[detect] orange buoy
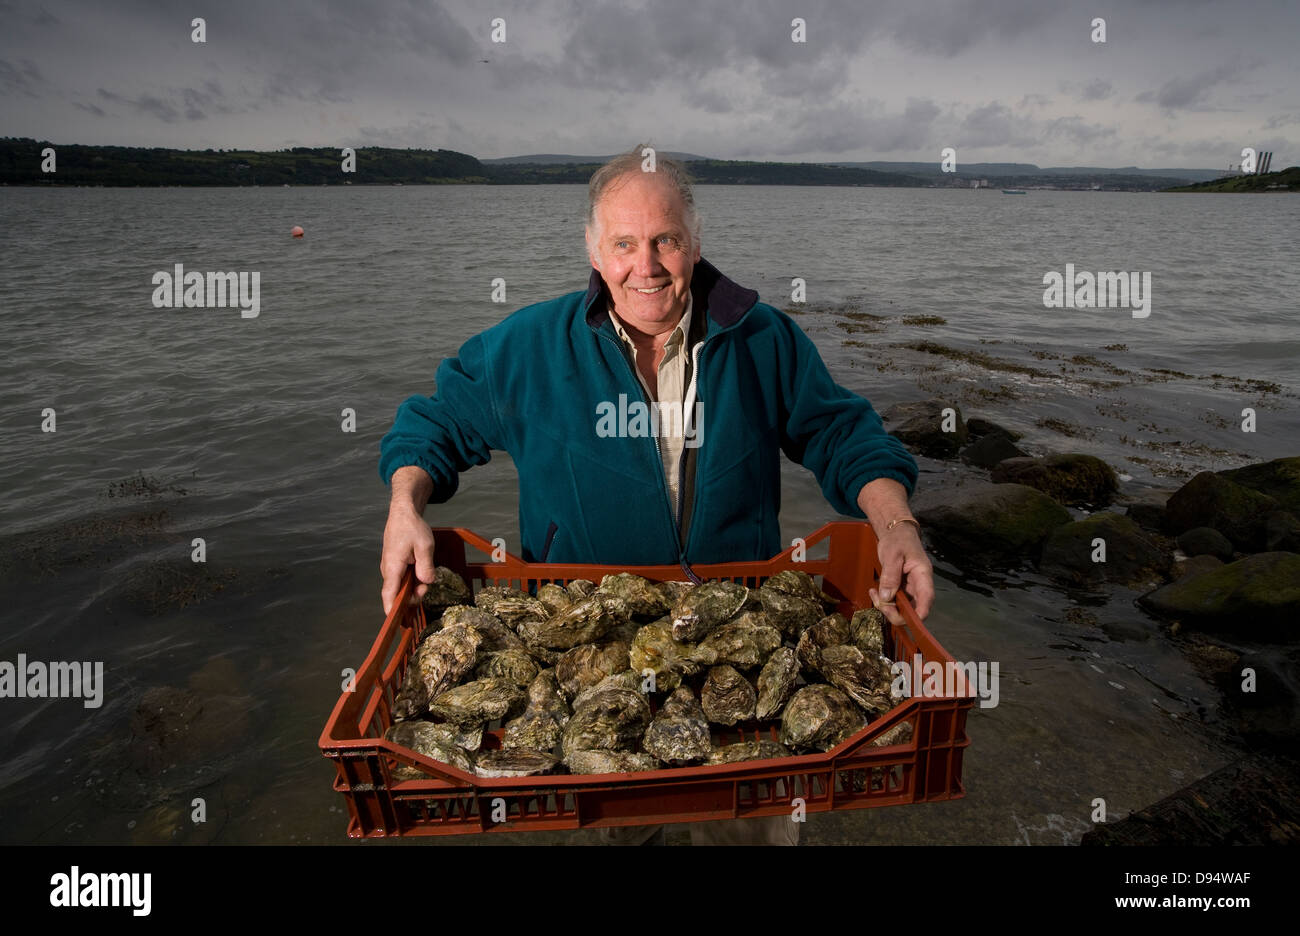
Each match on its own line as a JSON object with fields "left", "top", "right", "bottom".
{"left": 291, "top": 225, "right": 304, "bottom": 238}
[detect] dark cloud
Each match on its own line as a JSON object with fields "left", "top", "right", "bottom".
{"left": 1080, "top": 79, "right": 1112, "bottom": 101}
{"left": 0, "top": 57, "right": 42, "bottom": 96}
{"left": 1137, "top": 60, "right": 1248, "bottom": 111}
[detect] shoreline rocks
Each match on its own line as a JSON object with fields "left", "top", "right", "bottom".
{"left": 990, "top": 453, "right": 1119, "bottom": 507}
{"left": 915, "top": 481, "right": 1071, "bottom": 565}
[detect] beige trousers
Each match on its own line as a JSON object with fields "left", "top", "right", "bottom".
{"left": 597, "top": 815, "right": 800, "bottom": 845}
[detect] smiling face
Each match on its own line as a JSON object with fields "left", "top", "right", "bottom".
{"left": 586, "top": 171, "right": 700, "bottom": 338}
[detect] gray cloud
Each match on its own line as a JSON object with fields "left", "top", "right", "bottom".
{"left": 1137, "top": 60, "right": 1249, "bottom": 111}
{"left": 1080, "top": 79, "right": 1112, "bottom": 101}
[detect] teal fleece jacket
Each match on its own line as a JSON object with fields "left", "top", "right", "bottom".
{"left": 379, "top": 258, "right": 917, "bottom": 570}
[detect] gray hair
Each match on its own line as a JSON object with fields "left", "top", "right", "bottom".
{"left": 586, "top": 143, "right": 701, "bottom": 250}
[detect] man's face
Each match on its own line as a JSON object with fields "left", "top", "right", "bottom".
{"left": 586, "top": 172, "right": 700, "bottom": 337}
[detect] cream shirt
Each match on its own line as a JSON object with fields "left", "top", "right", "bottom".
{"left": 608, "top": 293, "right": 696, "bottom": 521}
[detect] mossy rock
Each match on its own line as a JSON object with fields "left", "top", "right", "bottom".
{"left": 1165, "top": 471, "right": 1278, "bottom": 552}
{"left": 1219, "top": 456, "right": 1300, "bottom": 514}
{"left": 882, "top": 399, "right": 968, "bottom": 459}
{"left": 1040, "top": 512, "right": 1172, "bottom": 587}
{"left": 1139, "top": 551, "right": 1300, "bottom": 636}
{"left": 915, "top": 481, "right": 1071, "bottom": 566}
{"left": 991, "top": 453, "right": 1118, "bottom": 507}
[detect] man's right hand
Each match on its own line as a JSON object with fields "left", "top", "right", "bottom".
{"left": 381, "top": 466, "right": 437, "bottom": 616}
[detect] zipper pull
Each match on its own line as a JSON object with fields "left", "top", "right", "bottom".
{"left": 679, "top": 556, "right": 703, "bottom": 585}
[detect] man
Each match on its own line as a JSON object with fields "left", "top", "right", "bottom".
{"left": 379, "top": 144, "right": 934, "bottom": 844}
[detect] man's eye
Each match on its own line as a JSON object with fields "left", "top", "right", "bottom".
{"left": 615, "top": 241, "right": 630, "bottom": 249}
{"left": 658, "top": 236, "right": 676, "bottom": 246}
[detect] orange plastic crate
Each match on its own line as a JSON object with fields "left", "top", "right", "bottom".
{"left": 319, "top": 522, "right": 973, "bottom": 837}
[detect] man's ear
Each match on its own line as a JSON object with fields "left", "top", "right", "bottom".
{"left": 585, "top": 227, "right": 600, "bottom": 272}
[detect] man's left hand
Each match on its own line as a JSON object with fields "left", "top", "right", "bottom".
{"left": 868, "top": 523, "right": 934, "bottom": 626}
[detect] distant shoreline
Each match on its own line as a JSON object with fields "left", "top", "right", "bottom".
{"left": 1, "top": 138, "right": 1228, "bottom": 193}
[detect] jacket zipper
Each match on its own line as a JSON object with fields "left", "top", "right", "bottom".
{"left": 597, "top": 329, "right": 700, "bottom": 580}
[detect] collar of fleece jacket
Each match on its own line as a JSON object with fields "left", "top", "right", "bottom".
{"left": 582, "top": 256, "right": 759, "bottom": 332}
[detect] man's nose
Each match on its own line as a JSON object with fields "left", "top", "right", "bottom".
{"left": 633, "top": 241, "right": 665, "bottom": 277}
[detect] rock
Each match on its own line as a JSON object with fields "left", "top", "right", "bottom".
{"left": 966, "top": 417, "right": 1022, "bottom": 441}
{"left": 1080, "top": 751, "right": 1300, "bottom": 845}
{"left": 1175, "top": 554, "right": 1223, "bottom": 580}
{"left": 1176, "top": 526, "right": 1234, "bottom": 561}
{"left": 960, "top": 433, "right": 1028, "bottom": 469}
{"left": 914, "top": 481, "right": 1071, "bottom": 566}
{"left": 1265, "top": 511, "right": 1300, "bottom": 552}
{"left": 1164, "top": 472, "right": 1279, "bottom": 552}
{"left": 882, "top": 399, "right": 967, "bottom": 459}
{"left": 1227, "top": 651, "right": 1300, "bottom": 743}
{"left": 990, "top": 454, "right": 1119, "bottom": 507}
{"left": 1039, "top": 513, "right": 1172, "bottom": 587}
{"left": 1138, "top": 552, "right": 1300, "bottom": 637}
{"left": 1219, "top": 456, "right": 1300, "bottom": 513}
{"left": 1123, "top": 494, "right": 1169, "bottom": 533}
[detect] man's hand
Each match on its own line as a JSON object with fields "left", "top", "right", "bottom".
{"left": 857, "top": 478, "right": 935, "bottom": 628}
{"left": 381, "top": 466, "right": 437, "bottom": 616}
{"left": 869, "top": 523, "right": 934, "bottom": 629}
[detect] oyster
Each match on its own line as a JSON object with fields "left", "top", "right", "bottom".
{"left": 474, "top": 748, "right": 560, "bottom": 778}
{"left": 488, "top": 596, "right": 549, "bottom": 630}
{"left": 384, "top": 721, "right": 475, "bottom": 779}
{"left": 420, "top": 566, "right": 473, "bottom": 609}
{"left": 565, "top": 579, "right": 597, "bottom": 599}
{"left": 817, "top": 644, "right": 894, "bottom": 717}
{"left": 519, "top": 594, "right": 628, "bottom": 650}
{"left": 755, "top": 647, "right": 801, "bottom": 720}
{"left": 795, "top": 613, "right": 850, "bottom": 671}
{"left": 871, "top": 720, "right": 914, "bottom": 748}
{"left": 705, "top": 739, "right": 792, "bottom": 765}
{"left": 555, "top": 641, "right": 630, "bottom": 701}
{"left": 598, "top": 573, "right": 671, "bottom": 619}
{"left": 670, "top": 581, "right": 748, "bottom": 642}
{"left": 848, "top": 607, "right": 888, "bottom": 656}
{"left": 503, "top": 670, "right": 569, "bottom": 751}
{"left": 428, "top": 677, "right": 526, "bottom": 727}
{"left": 628, "top": 619, "right": 701, "bottom": 693}
{"left": 700, "top": 665, "right": 757, "bottom": 726}
{"left": 441, "top": 605, "right": 527, "bottom": 653}
{"left": 473, "top": 649, "right": 539, "bottom": 687}
{"left": 655, "top": 580, "right": 694, "bottom": 605}
{"left": 570, "top": 669, "right": 643, "bottom": 711}
{"left": 473, "top": 585, "right": 530, "bottom": 615}
{"left": 642, "top": 686, "right": 711, "bottom": 764}
{"left": 408, "top": 623, "right": 483, "bottom": 713}
{"left": 692, "top": 611, "right": 782, "bottom": 669}
{"left": 779, "top": 685, "right": 866, "bottom": 751}
{"left": 760, "top": 588, "right": 826, "bottom": 638}
{"left": 564, "top": 749, "right": 661, "bottom": 775}
{"left": 536, "top": 583, "right": 573, "bottom": 616}
{"left": 562, "top": 680, "right": 651, "bottom": 753}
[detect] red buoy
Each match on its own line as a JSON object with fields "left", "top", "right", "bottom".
{"left": 291, "top": 225, "right": 304, "bottom": 238}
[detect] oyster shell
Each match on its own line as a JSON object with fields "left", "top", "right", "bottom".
{"left": 502, "top": 670, "right": 570, "bottom": 751}
{"left": 473, "top": 649, "right": 540, "bottom": 687}
{"left": 755, "top": 647, "right": 801, "bottom": 720}
{"left": 428, "top": 676, "right": 526, "bottom": 727}
{"left": 795, "top": 613, "right": 850, "bottom": 671}
{"left": 555, "top": 641, "right": 630, "bottom": 701}
{"left": 420, "top": 566, "right": 473, "bottom": 609}
{"left": 692, "top": 611, "right": 782, "bottom": 669}
{"left": 760, "top": 588, "right": 826, "bottom": 638}
{"left": 761, "top": 569, "right": 822, "bottom": 601}
{"left": 562, "top": 680, "right": 651, "bottom": 752}
{"left": 628, "top": 619, "right": 701, "bottom": 693}
{"left": 524, "top": 670, "right": 571, "bottom": 724}
{"left": 705, "top": 739, "right": 791, "bottom": 765}
{"left": 384, "top": 720, "right": 475, "bottom": 778}
{"left": 406, "top": 623, "right": 483, "bottom": 715}
{"left": 700, "top": 665, "right": 757, "bottom": 726}
{"left": 642, "top": 686, "right": 711, "bottom": 764}
{"left": 817, "top": 644, "right": 893, "bottom": 717}
{"left": 848, "top": 607, "right": 887, "bottom": 656}
{"left": 598, "top": 573, "right": 671, "bottom": 619}
{"left": 519, "top": 594, "right": 628, "bottom": 650}
{"left": 871, "top": 720, "right": 914, "bottom": 748}
{"left": 488, "top": 596, "right": 549, "bottom": 630}
{"left": 670, "top": 581, "right": 748, "bottom": 642}
{"left": 474, "top": 748, "right": 560, "bottom": 778}
{"left": 440, "top": 605, "right": 527, "bottom": 652}
{"left": 536, "top": 583, "right": 573, "bottom": 615}
{"left": 779, "top": 685, "right": 866, "bottom": 751}
{"left": 473, "top": 585, "right": 530, "bottom": 615}
{"left": 564, "top": 749, "right": 661, "bottom": 775}
{"left": 656, "top": 580, "right": 694, "bottom": 605}
{"left": 565, "top": 579, "right": 597, "bottom": 599}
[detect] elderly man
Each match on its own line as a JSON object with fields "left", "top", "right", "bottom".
{"left": 379, "top": 144, "right": 933, "bottom": 845}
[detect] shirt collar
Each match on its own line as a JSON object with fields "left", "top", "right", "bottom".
{"left": 609, "top": 292, "right": 693, "bottom": 350}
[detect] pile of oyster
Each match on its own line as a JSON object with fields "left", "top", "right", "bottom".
{"left": 383, "top": 568, "right": 912, "bottom": 780}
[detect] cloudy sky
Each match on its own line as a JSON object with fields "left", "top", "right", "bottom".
{"left": 2, "top": 0, "right": 1296, "bottom": 169}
